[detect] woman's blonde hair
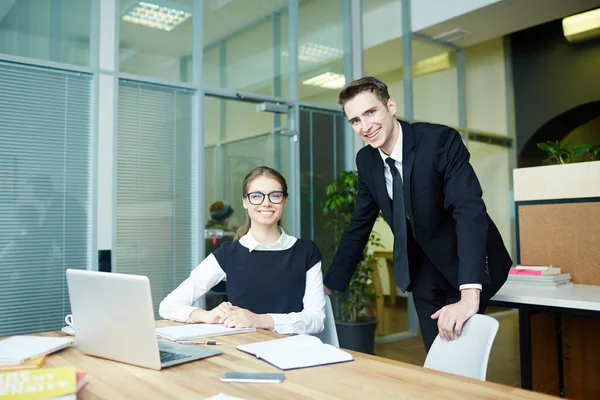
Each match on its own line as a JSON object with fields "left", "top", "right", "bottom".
{"left": 234, "top": 166, "right": 288, "bottom": 241}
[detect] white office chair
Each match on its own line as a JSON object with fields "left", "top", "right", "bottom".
{"left": 314, "top": 296, "right": 339, "bottom": 347}
{"left": 423, "top": 314, "right": 499, "bottom": 381}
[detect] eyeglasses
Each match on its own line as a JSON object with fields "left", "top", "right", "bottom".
{"left": 243, "top": 191, "right": 288, "bottom": 205}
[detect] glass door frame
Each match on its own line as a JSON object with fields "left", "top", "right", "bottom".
{"left": 202, "top": 88, "right": 299, "bottom": 238}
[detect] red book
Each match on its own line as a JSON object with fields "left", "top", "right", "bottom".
{"left": 509, "top": 267, "right": 560, "bottom": 276}
{"left": 77, "top": 371, "right": 88, "bottom": 393}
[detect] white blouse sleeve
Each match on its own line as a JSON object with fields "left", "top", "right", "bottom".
{"left": 267, "top": 261, "right": 326, "bottom": 335}
{"left": 158, "top": 253, "right": 226, "bottom": 323}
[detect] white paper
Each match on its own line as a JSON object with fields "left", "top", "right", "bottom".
{"left": 237, "top": 335, "right": 353, "bottom": 370}
{"left": 0, "top": 336, "right": 74, "bottom": 364}
{"left": 205, "top": 393, "right": 246, "bottom": 400}
{"left": 155, "top": 323, "right": 255, "bottom": 341}
{"left": 259, "top": 344, "right": 353, "bottom": 370}
{"left": 237, "top": 334, "right": 322, "bottom": 357}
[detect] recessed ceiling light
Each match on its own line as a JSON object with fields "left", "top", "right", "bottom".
{"left": 122, "top": 1, "right": 191, "bottom": 32}
{"left": 302, "top": 72, "right": 346, "bottom": 89}
{"left": 283, "top": 43, "right": 344, "bottom": 63}
{"left": 432, "top": 28, "right": 471, "bottom": 43}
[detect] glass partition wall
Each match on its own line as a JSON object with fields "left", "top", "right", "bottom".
{"left": 0, "top": 0, "right": 515, "bottom": 347}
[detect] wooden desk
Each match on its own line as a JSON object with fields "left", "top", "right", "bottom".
{"left": 491, "top": 284, "right": 600, "bottom": 397}
{"left": 492, "top": 284, "right": 600, "bottom": 312}
{"left": 32, "top": 321, "right": 556, "bottom": 399}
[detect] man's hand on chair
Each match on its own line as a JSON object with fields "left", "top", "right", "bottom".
{"left": 430, "top": 288, "right": 480, "bottom": 340}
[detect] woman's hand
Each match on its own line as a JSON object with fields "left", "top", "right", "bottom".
{"left": 221, "top": 306, "right": 274, "bottom": 330}
{"left": 190, "top": 301, "right": 232, "bottom": 324}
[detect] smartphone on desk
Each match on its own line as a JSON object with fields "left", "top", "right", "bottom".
{"left": 220, "top": 372, "right": 285, "bottom": 383}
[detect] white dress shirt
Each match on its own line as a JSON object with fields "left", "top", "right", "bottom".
{"left": 378, "top": 122, "right": 482, "bottom": 292}
{"left": 158, "top": 228, "right": 326, "bottom": 335}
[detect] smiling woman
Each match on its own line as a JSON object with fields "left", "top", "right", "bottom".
{"left": 234, "top": 166, "right": 288, "bottom": 240}
{"left": 159, "top": 166, "right": 327, "bottom": 335}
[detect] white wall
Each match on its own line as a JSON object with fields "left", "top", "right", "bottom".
{"left": 465, "top": 38, "right": 509, "bottom": 134}
{"left": 363, "top": 37, "right": 509, "bottom": 132}
{"left": 468, "top": 141, "right": 512, "bottom": 253}
{"left": 362, "top": 0, "right": 403, "bottom": 49}
{"left": 411, "top": 0, "right": 502, "bottom": 31}
{"left": 414, "top": 67, "right": 459, "bottom": 126}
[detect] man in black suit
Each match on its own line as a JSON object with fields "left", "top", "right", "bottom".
{"left": 324, "top": 77, "right": 512, "bottom": 352}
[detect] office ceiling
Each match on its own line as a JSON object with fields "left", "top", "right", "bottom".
{"left": 2, "top": 0, "right": 599, "bottom": 57}
{"left": 417, "top": 0, "right": 600, "bottom": 47}
{"left": 1, "top": 0, "right": 599, "bottom": 96}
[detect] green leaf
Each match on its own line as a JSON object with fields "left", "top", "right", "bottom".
{"left": 537, "top": 142, "right": 554, "bottom": 152}
{"left": 573, "top": 142, "right": 590, "bottom": 156}
{"left": 560, "top": 140, "right": 572, "bottom": 151}
{"left": 589, "top": 145, "right": 600, "bottom": 161}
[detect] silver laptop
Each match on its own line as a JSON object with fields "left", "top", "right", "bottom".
{"left": 66, "top": 269, "right": 222, "bottom": 370}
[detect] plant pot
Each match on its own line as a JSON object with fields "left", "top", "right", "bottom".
{"left": 335, "top": 316, "right": 378, "bottom": 355}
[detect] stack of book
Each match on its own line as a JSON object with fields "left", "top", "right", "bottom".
{"left": 506, "top": 265, "right": 572, "bottom": 288}
{"left": 0, "top": 366, "right": 87, "bottom": 399}
{"left": 0, "top": 336, "right": 87, "bottom": 399}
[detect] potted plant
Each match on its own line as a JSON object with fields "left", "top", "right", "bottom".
{"left": 322, "top": 170, "right": 382, "bottom": 354}
{"left": 537, "top": 140, "right": 600, "bottom": 164}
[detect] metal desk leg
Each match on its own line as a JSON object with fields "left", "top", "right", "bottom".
{"left": 519, "top": 308, "right": 533, "bottom": 390}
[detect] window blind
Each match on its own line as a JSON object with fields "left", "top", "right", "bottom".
{"left": 0, "top": 61, "right": 92, "bottom": 336}
{"left": 116, "top": 80, "right": 196, "bottom": 316}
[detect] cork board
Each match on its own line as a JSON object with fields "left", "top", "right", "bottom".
{"left": 518, "top": 201, "right": 600, "bottom": 285}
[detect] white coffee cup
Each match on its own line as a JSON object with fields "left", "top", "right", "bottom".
{"left": 64, "top": 314, "right": 74, "bottom": 327}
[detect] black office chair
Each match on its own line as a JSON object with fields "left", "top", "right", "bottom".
{"left": 204, "top": 229, "right": 234, "bottom": 309}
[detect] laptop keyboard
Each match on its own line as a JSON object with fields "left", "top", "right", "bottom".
{"left": 159, "top": 350, "right": 191, "bottom": 364}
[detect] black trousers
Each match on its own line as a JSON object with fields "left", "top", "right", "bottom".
{"left": 406, "top": 228, "right": 490, "bottom": 353}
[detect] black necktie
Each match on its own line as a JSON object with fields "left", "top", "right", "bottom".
{"left": 385, "top": 157, "right": 410, "bottom": 292}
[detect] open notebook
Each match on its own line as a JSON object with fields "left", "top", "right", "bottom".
{"left": 237, "top": 335, "right": 353, "bottom": 370}
{"left": 156, "top": 324, "right": 255, "bottom": 341}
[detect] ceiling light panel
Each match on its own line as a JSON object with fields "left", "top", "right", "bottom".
{"left": 283, "top": 43, "right": 344, "bottom": 63}
{"left": 563, "top": 8, "right": 600, "bottom": 43}
{"left": 122, "top": 1, "right": 192, "bottom": 32}
{"left": 298, "top": 43, "right": 344, "bottom": 63}
{"left": 302, "top": 72, "right": 346, "bottom": 89}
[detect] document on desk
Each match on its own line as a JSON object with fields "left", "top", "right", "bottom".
{"left": 237, "top": 334, "right": 353, "bottom": 370}
{"left": 205, "top": 393, "right": 247, "bottom": 400}
{"left": 0, "top": 336, "right": 74, "bottom": 365}
{"left": 156, "top": 324, "right": 255, "bottom": 341}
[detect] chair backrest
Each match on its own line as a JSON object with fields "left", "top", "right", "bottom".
{"left": 204, "top": 230, "right": 234, "bottom": 256}
{"left": 423, "top": 314, "right": 499, "bottom": 381}
{"left": 314, "top": 296, "right": 339, "bottom": 347}
{"left": 204, "top": 230, "right": 234, "bottom": 296}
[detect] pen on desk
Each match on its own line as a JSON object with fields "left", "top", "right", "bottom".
{"left": 176, "top": 340, "right": 221, "bottom": 345}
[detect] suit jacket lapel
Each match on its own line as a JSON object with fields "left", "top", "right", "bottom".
{"left": 400, "top": 120, "right": 415, "bottom": 223}
{"left": 371, "top": 150, "right": 393, "bottom": 224}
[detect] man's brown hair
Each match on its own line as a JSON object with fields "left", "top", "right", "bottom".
{"left": 338, "top": 76, "right": 391, "bottom": 110}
